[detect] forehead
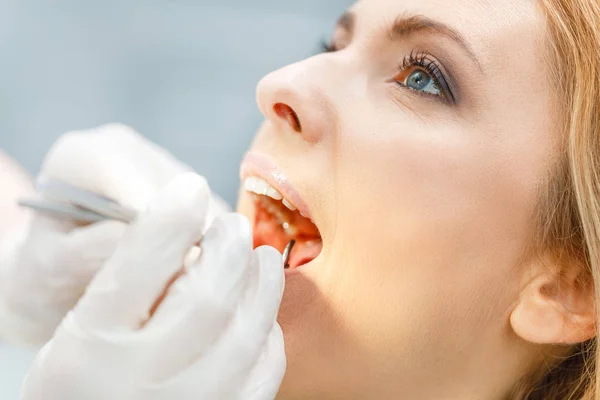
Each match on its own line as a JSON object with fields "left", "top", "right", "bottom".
{"left": 349, "top": 0, "right": 545, "bottom": 69}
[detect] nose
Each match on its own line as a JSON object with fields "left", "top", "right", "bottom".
{"left": 256, "top": 58, "right": 334, "bottom": 144}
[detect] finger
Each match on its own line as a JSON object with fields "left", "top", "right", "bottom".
{"left": 241, "top": 245, "right": 285, "bottom": 337}
{"left": 40, "top": 124, "right": 191, "bottom": 211}
{"left": 41, "top": 220, "right": 127, "bottom": 313}
{"left": 142, "top": 325, "right": 285, "bottom": 400}
{"left": 149, "top": 213, "right": 254, "bottom": 327}
{"left": 204, "top": 192, "right": 232, "bottom": 231}
{"left": 240, "top": 246, "right": 285, "bottom": 313}
{"left": 179, "top": 245, "right": 284, "bottom": 385}
{"left": 244, "top": 323, "right": 287, "bottom": 400}
{"left": 144, "top": 214, "right": 254, "bottom": 380}
{"left": 74, "top": 172, "right": 209, "bottom": 331}
{"left": 58, "top": 220, "right": 127, "bottom": 280}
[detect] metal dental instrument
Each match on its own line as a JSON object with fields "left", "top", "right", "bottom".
{"left": 19, "top": 178, "right": 298, "bottom": 267}
{"left": 18, "top": 177, "right": 137, "bottom": 224}
{"left": 282, "top": 239, "right": 296, "bottom": 269}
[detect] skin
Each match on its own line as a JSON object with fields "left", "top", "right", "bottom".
{"left": 237, "top": 0, "right": 594, "bottom": 398}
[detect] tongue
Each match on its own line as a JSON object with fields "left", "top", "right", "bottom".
{"left": 287, "top": 238, "right": 322, "bottom": 269}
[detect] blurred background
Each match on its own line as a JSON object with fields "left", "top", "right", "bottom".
{"left": 0, "top": 0, "right": 351, "bottom": 397}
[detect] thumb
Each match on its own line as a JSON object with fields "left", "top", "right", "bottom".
{"left": 244, "top": 323, "right": 287, "bottom": 400}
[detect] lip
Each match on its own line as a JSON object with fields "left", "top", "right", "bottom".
{"left": 240, "top": 151, "right": 312, "bottom": 220}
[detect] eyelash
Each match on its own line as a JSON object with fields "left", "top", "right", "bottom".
{"left": 320, "top": 40, "right": 456, "bottom": 104}
{"left": 398, "top": 50, "right": 455, "bottom": 103}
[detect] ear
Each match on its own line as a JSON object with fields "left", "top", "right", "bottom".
{"left": 510, "top": 258, "right": 596, "bottom": 345}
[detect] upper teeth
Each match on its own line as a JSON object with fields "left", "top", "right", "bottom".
{"left": 282, "top": 198, "right": 296, "bottom": 211}
{"left": 244, "top": 177, "right": 297, "bottom": 211}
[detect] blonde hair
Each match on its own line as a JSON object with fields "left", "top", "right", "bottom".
{"left": 513, "top": 0, "right": 600, "bottom": 398}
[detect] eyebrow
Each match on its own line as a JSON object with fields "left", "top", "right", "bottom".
{"left": 336, "top": 11, "right": 483, "bottom": 71}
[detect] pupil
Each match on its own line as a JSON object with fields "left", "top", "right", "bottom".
{"left": 407, "top": 70, "right": 430, "bottom": 90}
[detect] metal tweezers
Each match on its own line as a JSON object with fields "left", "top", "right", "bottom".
{"left": 18, "top": 178, "right": 296, "bottom": 267}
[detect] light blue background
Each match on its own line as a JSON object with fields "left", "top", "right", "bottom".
{"left": 0, "top": 1, "right": 351, "bottom": 398}
{"left": 0, "top": 0, "right": 350, "bottom": 205}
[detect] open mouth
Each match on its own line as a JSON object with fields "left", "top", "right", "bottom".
{"left": 243, "top": 176, "right": 322, "bottom": 270}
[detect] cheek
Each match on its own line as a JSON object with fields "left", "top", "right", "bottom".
{"left": 322, "top": 115, "right": 538, "bottom": 357}
{"left": 333, "top": 113, "right": 540, "bottom": 267}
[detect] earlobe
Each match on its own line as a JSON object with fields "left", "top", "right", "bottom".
{"left": 510, "top": 274, "right": 596, "bottom": 345}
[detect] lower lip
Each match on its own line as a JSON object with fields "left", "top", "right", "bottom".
{"left": 284, "top": 259, "right": 313, "bottom": 276}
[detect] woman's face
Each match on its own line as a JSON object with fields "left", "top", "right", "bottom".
{"left": 237, "top": 0, "right": 558, "bottom": 398}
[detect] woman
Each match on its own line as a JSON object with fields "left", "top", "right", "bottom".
{"left": 14, "top": 0, "right": 600, "bottom": 398}
{"left": 239, "top": 0, "right": 600, "bottom": 397}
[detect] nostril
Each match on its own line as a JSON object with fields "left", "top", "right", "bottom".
{"left": 273, "top": 103, "right": 302, "bottom": 133}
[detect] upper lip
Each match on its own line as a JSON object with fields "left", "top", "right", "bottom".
{"left": 240, "top": 151, "right": 312, "bottom": 220}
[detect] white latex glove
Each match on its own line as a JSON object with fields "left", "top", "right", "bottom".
{"left": 20, "top": 173, "right": 286, "bottom": 400}
{"left": 0, "top": 124, "right": 230, "bottom": 347}
{"left": 0, "top": 150, "right": 33, "bottom": 243}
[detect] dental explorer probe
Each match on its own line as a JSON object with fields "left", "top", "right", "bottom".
{"left": 282, "top": 240, "right": 296, "bottom": 269}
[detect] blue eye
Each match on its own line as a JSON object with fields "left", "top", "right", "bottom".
{"left": 395, "top": 51, "right": 455, "bottom": 103}
{"left": 404, "top": 69, "right": 441, "bottom": 96}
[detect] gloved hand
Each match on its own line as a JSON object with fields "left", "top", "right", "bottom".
{"left": 20, "top": 173, "right": 286, "bottom": 400}
{"left": 0, "top": 124, "right": 230, "bottom": 347}
{"left": 0, "top": 150, "right": 33, "bottom": 243}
